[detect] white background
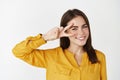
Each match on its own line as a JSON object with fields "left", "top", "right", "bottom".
{"left": 0, "top": 0, "right": 120, "bottom": 80}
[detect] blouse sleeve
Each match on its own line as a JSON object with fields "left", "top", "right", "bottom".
{"left": 100, "top": 53, "right": 107, "bottom": 80}
{"left": 12, "top": 34, "right": 53, "bottom": 68}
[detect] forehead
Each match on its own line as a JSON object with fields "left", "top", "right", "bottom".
{"left": 67, "top": 16, "right": 86, "bottom": 26}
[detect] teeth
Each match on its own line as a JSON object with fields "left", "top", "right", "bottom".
{"left": 79, "top": 38, "right": 84, "bottom": 40}
{"left": 75, "top": 36, "right": 86, "bottom": 40}
{"left": 77, "top": 37, "right": 85, "bottom": 40}
{"left": 79, "top": 37, "right": 84, "bottom": 39}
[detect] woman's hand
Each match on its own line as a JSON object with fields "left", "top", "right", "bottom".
{"left": 42, "top": 24, "right": 74, "bottom": 41}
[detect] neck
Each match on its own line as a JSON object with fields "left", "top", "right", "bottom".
{"left": 67, "top": 45, "right": 84, "bottom": 55}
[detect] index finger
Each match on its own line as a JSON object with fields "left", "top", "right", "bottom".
{"left": 63, "top": 23, "right": 74, "bottom": 32}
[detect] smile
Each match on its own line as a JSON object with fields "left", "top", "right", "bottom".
{"left": 75, "top": 36, "right": 86, "bottom": 41}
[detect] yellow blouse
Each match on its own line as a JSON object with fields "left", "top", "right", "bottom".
{"left": 12, "top": 34, "right": 107, "bottom": 80}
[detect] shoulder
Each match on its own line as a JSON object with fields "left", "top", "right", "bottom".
{"left": 45, "top": 46, "right": 62, "bottom": 51}
{"left": 95, "top": 49, "right": 106, "bottom": 61}
{"left": 43, "top": 46, "right": 63, "bottom": 53}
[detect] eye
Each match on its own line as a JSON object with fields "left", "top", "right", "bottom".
{"left": 72, "top": 27, "right": 77, "bottom": 30}
{"left": 82, "top": 24, "right": 88, "bottom": 29}
{"left": 71, "top": 26, "right": 78, "bottom": 30}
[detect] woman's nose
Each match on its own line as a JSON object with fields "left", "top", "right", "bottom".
{"left": 76, "top": 29, "right": 84, "bottom": 35}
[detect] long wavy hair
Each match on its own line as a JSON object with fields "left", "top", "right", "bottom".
{"left": 60, "top": 9, "right": 99, "bottom": 63}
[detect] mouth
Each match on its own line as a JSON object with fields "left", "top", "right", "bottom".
{"left": 75, "top": 36, "right": 86, "bottom": 41}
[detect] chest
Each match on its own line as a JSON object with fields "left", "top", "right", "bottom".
{"left": 47, "top": 60, "right": 101, "bottom": 80}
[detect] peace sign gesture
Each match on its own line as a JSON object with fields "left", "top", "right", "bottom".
{"left": 42, "top": 23, "right": 74, "bottom": 41}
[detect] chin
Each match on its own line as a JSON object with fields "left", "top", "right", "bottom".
{"left": 77, "top": 43, "right": 86, "bottom": 47}
{"left": 75, "top": 41, "right": 86, "bottom": 46}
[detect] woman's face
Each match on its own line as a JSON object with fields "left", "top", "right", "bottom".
{"left": 67, "top": 16, "right": 89, "bottom": 47}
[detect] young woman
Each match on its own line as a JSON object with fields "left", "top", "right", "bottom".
{"left": 12, "top": 9, "right": 107, "bottom": 80}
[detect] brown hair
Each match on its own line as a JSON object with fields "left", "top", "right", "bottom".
{"left": 60, "top": 9, "right": 99, "bottom": 63}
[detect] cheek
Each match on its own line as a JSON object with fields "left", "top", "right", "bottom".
{"left": 84, "top": 29, "right": 89, "bottom": 35}
{"left": 67, "top": 30, "right": 78, "bottom": 37}
{"left": 85, "top": 31, "right": 89, "bottom": 40}
{"left": 71, "top": 30, "right": 79, "bottom": 35}
{"left": 86, "top": 31, "right": 89, "bottom": 36}
{"left": 67, "top": 30, "right": 76, "bottom": 34}
{"left": 70, "top": 34, "right": 78, "bottom": 40}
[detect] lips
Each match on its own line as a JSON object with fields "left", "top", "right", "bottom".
{"left": 75, "top": 36, "right": 86, "bottom": 41}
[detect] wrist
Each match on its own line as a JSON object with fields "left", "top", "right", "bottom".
{"left": 42, "top": 34, "right": 48, "bottom": 41}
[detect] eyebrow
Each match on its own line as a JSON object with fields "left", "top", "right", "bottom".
{"left": 82, "top": 24, "right": 88, "bottom": 26}
{"left": 70, "top": 26, "right": 78, "bottom": 29}
{"left": 70, "top": 24, "right": 87, "bottom": 29}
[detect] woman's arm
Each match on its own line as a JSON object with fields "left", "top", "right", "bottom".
{"left": 12, "top": 34, "right": 49, "bottom": 68}
{"left": 12, "top": 24, "right": 74, "bottom": 68}
{"left": 100, "top": 53, "right": 107, "bottom": 80}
